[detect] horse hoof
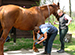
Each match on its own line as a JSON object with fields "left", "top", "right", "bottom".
{"left": 33, "top": 48, "right": 39, "bottom": 52}
{"left": 33, "top": 49, "right": 39, "bottom": 52}
{"left": 36, "top": 51, "right": 39, "bottom": 52}
{"left": 33, "top": 42, "right": 39, "bottom": 52}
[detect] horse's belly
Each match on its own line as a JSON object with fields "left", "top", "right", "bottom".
{"left": 14, "top": 24, "right": 35, "bottom": 31}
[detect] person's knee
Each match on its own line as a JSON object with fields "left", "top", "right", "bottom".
{"left": 60, "top": 38, "right": 63, "bottom": 42}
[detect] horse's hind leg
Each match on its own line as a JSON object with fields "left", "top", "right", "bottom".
{"left": 0, "top": 29, "right": 3, "bottom": 55}
{"left": 0, "top": 23, "right": 2, "bottom": 38}
{"left": 0, "top": 38, "right": 4, "bottom": 55}
{"left": 0, "top": 28, "right": 11, "bottom": 55}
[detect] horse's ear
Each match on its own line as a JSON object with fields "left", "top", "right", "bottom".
{"left": 57, "top": 2, "right": 60, "bottom": 9}
{"left": 53, "top": 2, "right": 56, "bottom": 5}
{"left": 57, "top": 2, "right": 60, "bottom": 6}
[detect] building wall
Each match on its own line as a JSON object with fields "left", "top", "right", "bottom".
{"left": 0, "top": 0, "right": 2, "bottom": 5}
{"left": 2, "top": 0, "right": 39, "bottom": 8}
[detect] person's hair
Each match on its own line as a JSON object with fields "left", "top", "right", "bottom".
{"left": 57, "top": 9, "right": 66, "bottom": 14}
{"left": 34, "top": 27, "right": 40, "bottom": 34}
{"left": 57, "top": 9, "right": 63, "bottom": 13}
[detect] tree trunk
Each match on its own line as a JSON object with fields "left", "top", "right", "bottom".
{"left": 69, "top": 0, "right": 71, "bottom": 17}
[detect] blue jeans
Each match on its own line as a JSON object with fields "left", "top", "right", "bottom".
{"left": 45, "top": 30, "right": 58, "bottom": 54}
{"left": 6, "top": 36, "right": 10, "bottom": 42}
{"left": 59, "top": 28, "right": 68, "bottom": 50}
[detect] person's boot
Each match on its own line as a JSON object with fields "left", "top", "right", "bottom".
{"left": 47, "top": 53, "right": 51, "bottom": 55}
{"left": 41, "top": 51, "right": 47, "bottom": 54}
{"left": 57, "top": 49, "right": 64, "bottom": 53}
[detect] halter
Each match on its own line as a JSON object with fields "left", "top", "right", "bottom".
{"left": 38, "top": 5, "right": 50, "bottom": 24}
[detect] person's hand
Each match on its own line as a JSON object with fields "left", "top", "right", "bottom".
{"left": 66, "top": 23, "right": 68, "bottom": 26}
{"left": 53, "top": 21, "right": 56, "bottom": 24}
{"left": 35, "top": 42, "right": 38, "bottom": 45}
{"left": 35, "top": 41, "right": 40, "bottom": 45}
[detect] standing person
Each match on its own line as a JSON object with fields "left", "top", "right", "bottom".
{"left": 54, "top": 9, "right": 72, "bottom": 53}
{"left": 34, "top": 23, "right": 58, "bottom": 55}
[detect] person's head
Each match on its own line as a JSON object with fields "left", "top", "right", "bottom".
{"left": 57, "top": 9, "right": 64, "bottom": 16}
{"left": 34, "top": 27, "right": 40, "bottom": 34}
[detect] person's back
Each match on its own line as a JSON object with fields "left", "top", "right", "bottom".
{"left": 39, "top": 23, "right": 57, "bottom": 34}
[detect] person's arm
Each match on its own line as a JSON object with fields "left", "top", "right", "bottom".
{"left": 37, "top": 32, "right": 47, "bottom": 44}
{"left": 65, "top": 14, "right": 72, "bottom": 26}
{"left": 66, "top": 20, "right": 72, "bottom": 26}
{"left": 54, "top": 21, "right": 59, "bottom": 25}
{"left": 38, "top": 34, "right": 44, "bottom": 40}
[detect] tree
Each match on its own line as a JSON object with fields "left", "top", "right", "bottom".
{"left": 69, "top": 0, "right": 71, "bottom": 17}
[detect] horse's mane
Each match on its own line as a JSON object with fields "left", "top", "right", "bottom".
{"left": 39, "top": 4, "right": 56, "bottom": 8}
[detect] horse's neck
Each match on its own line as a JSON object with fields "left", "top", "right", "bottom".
{"left": 40, "top": 6, "right": 51, "bottom": 19}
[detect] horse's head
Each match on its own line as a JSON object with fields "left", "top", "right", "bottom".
{"left": 39, "top": 2, "right": 60, "bottom": 21}
{"left": 50, "top": 2, "right": 60, "bottom": 21}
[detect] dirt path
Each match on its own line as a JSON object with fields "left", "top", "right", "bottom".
{"left": 4, "top": 47, "right": 70, "bottom": 55}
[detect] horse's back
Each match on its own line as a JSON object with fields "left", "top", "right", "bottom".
{"left": 0, "top": 5, "right": 22, "bottom": 28}
{"left": 0, "top": 5, "right": 45, "bottom": 31}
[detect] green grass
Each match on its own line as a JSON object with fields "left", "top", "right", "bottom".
{"left": 69, "top": 21, "right": 75, "bottom": 31}
{"left": 4, "top": 38, "right": 43, "bottom": 52}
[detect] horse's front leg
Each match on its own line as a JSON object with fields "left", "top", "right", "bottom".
{"left": 33, "top": 31, "right": 39, "bottom": 52}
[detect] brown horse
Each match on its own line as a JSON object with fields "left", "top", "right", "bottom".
{"left": 0, "top": 2, "right": 60, "bottom": 55}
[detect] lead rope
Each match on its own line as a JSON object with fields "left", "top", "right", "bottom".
{"left": 47, "top": 5, "right": 50, "bottom": 24}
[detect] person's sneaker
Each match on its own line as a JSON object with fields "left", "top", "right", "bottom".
{"left": 57, "top": 49, "right": 64, "bottom": 53}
